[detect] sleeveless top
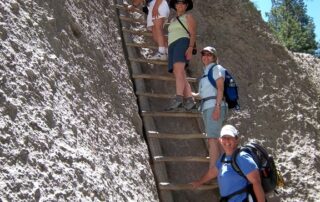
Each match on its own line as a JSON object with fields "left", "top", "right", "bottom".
{"left": 168, "top": 14, "right": 189, "bottom": 45}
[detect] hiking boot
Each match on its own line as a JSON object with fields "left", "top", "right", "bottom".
{"left": 165, "top": 96, "right": 183, "bottom": 111}
{"left": 183, "top": 98, "right": 196, "bottom": 111}
{"left": 149, "top": 52, "right": 167, "bottom": 60}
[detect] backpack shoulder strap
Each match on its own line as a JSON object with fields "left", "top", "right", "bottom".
{"left": 219, "top": 149, "right": 252, "bottom": 201}
{"left": 224, "top": 69, "right": 231, "bottom": 79}
{"left": 231, "top": 147, "right": 247, "bottom": 179}
{"left": 247, "top": 143, "right": 269, "bottom": 160}
{"left": 220, "top": 153, "right": 226, "bottom": 162}
{"left": 220, "top": 153, "right": 231, "bottom": 163}
{"left": 207, "top": 64, "right": 218, "bottom": 89}
{"left": 176, "top": 16, "right": 190, "bottom": 36}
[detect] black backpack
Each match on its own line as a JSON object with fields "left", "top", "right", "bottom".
{"left": 231, "top": 143, "right": 284, "bottom": 192}
{"left": 207, "top": 64, "right": 240, "bottom": 110}
{"left": 220, "top": 143, "right": 284, "bottom": 201}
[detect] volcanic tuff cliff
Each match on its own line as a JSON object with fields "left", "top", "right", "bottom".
{"left": 0, "top": 0, "right": 319, "bottom": 202}
{"left": 0, "top": 0, "right": 158, "bottom": 201}
{"left": 191, "top": 1, "right": 320, "bottom": 201}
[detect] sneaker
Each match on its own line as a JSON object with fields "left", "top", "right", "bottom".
{"left": 165, "top": 97, "right": 183, "bottom": 111}
{"left": 149, "top": 52, "right": 167, "bottom": 60}
{"left": 184, "top": 99, "right": 196, "bottom": 111}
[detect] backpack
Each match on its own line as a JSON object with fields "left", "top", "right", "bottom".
{"left": 207, "top": 64, "right": 240, "bottom": 110}
{"left": 226, "top": 143, "right": 284, "bottom": 195}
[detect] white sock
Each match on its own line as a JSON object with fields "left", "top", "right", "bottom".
{"left": 159, "top": 47, "right": 166, "bottom": 54}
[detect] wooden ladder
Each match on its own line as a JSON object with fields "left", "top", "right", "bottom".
{"left": 114, "top": 3, "right": 218, "bottom": 202}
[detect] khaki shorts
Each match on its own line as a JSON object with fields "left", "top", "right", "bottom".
{"left": 202, "top": 106, "right": 228, "bottom": 138}
{"left": 147, "top": 0, "right": 170, "bottom": 29}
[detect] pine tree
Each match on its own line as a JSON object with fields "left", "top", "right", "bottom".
{"left": 267, "top": 0, "right": 317, "bottom": 54}
{"left": 316, "top": 41, "right": 320, "bottom": 58}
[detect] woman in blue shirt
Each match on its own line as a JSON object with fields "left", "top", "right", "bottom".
{"left": 192, "top": 125, "right": 265, "bottom": 202}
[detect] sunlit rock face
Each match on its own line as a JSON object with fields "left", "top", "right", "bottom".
{"left": 0, "top": 0, "right": 319, "bottom": 201}
{"left": 191, "top": 1, "right": 320, "bottom": 201}
{"left": 0, "top": 0, "right": 158, "bottom": 201}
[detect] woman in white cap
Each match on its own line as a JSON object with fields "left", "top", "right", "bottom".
{"left": 192, "top": 125, "right": 265, "bottom": 202}
{"left": 165, "top": 0, "right": 197, "bottom": 110}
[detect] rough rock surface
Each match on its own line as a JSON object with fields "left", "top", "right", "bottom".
{"left": 0, "top": 0, "right": 319, "bottom": 202}
{"left": 0, "top": 0, "right": 157, "bottom": 201}
{"left": 190, "top": 1, "right": 320, "bottom": 201}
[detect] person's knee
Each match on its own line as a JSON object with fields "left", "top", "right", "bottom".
{"left": 151, "top": 27, "right": 158, "bottom": 40}
{"left": 153, "top": 22, "right": 164, "bottom": 36}
{"left": 153, "top": 18, "right": 164, "bottom": 27}
{"left": 208, "top": 138, "right": 219, "bottom": 145}
{"left": 173, "top": 66, "right": 185, "bottom": 77}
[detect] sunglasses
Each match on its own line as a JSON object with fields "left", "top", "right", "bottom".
{"left": 201, "top": 52, "right": 213, "bottom": 56}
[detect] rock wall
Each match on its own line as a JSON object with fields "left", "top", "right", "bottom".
{"left": 1, "top": 0, "right": 320, "bottom": 201}
{"left": 0, "top": 0, "right": 158, "bottom": 201}
{"left": 190, "top": 1, "right": 320, "bottom": 201}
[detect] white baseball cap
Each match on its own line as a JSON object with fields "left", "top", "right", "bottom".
{"left": 201, "top": 46, "right": 217, "bottom": 56}
{"left": 220, "top": 125, "right": 239, "bottom": 137}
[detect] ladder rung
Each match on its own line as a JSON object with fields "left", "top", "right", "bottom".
{"left": 136, "top": 92, "right": 174, "bottom": 99}
{"left": 147, "top": 131, "right": 206, "bottom": 139}
{"left": 113, "top": 4, "right": 144, "bottom": 14}
{"left": 122, "top": 28, "right": 152, "bottom": 36}
{"left": 129, "top": 57, "right": 168, "bottom": 65}
{"left": 132, "top": 74, "right": 197, "bottom": 83}
{"left": 126, "top": 42, "right": 157, "bottom": 49}
{"left": 142, "top": 111, "right": 201, "bottom": 118}
{"left": 127, "top": 27, "right": 198, "bottom": 37}
{"left": 123, "top": 28, "right": 169, "bottom": 37}
{"left": 154, "top": 156, "right": 210, "bottom": 163}
{"left": 135, "top": 92, "right": 201, "bottom": 101}
{"left": 159, "top": 182, "right": 218, "bottom": 191}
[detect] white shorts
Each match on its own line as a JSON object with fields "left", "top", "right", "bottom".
{"left": 147, "top": 0, "right": 170, "bottom": 29}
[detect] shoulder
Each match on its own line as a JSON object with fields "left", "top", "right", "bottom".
{"left": 216, "top": 64, "right": 226, "bottom": 71}
{"left": 185, "top": 13, "right": 195, "bottom": 21}
{"left": 212, "top": 65, "right": 225, "bottom": 75}
{"left": 236, "top": 151, "right": 258, "bottom": 175}
{"left": 237, "top": 151, "right": 255, "bottom": 163}
{"left": 185, "top": 13, "right": 193, "bottom": 17}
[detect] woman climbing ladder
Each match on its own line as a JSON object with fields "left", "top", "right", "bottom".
{"left": 166, "top": 0, "right": 197, "bottom": 111}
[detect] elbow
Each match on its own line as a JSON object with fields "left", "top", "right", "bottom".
{"left": 249, "top": 176, "right": 262, "bottom": 187}
{"left": 247, "top": 171, "right": 262, "bottom": 185}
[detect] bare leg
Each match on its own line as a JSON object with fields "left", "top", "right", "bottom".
{"left": 152, "top": 18, "right": 166, "bottom": 50}
{"left": 151, "top": 26, "right": 157, "bottom": 44}
{"left": 173, "top": 62, "right": 188, "bottom": 96}
{"left": 208, "top": 138, "right": 224, "bottom": 168}
{"left": 183, "top": 79, "right": 193, "bottom": 98}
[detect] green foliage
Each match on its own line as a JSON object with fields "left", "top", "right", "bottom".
{"left": 267, "top": 0, "right": 317, "bottom": 54}
{"left": 315, "top": 42, "right": 320, "bottom": 58}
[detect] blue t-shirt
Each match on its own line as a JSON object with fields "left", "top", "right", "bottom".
{"left": 216, "top": 151, "right": 258, "bottom": 201}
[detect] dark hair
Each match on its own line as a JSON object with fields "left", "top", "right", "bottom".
{"left": 169, "top": 0, "right": 193, "bottom": 11}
